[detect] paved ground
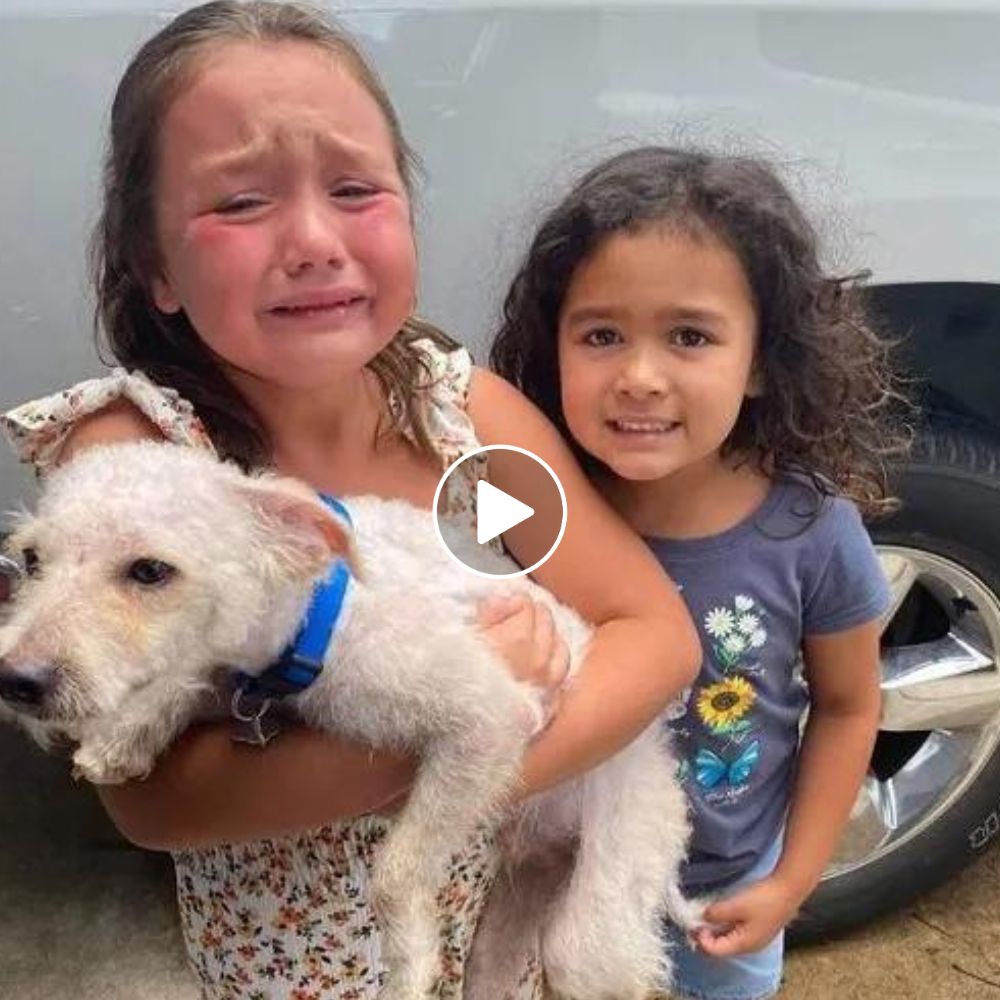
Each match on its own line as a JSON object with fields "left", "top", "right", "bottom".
{"left": 2, "top": 727, "right": 998, "bottom": 999}
{"left": 783, "top": 846, "right": 1000, "bottom": 999}
{"left": 0, "top": 731, "right": 196, "bottom": 1000}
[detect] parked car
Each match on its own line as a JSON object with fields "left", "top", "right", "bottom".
{"left": 1, "top": 0, "right": 998, "bottom": 961}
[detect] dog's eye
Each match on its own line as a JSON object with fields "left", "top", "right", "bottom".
{"left": 22, "top": 548, "right": 40, "bottom": 577}
{"left": 126, "top": 559, "right": 176, "bottom": 586}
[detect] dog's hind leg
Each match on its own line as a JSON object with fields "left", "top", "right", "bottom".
{"left": 373, "top": 721, "right": 527, "bottom": 1000}
{"left": 542, "top": 732, "right": 692, "bottom": 1000}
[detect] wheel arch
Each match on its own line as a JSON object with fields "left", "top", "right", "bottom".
{"left": 869, "top": 282, "right": 1000, "bottom": 437}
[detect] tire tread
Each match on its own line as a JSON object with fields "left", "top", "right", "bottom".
{"left": 909, "top": 421, "right": 1000, "bottom": 482}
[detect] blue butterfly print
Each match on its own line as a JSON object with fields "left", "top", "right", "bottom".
{"left": 694, "top": 740, "right": 760, "bottom": 789}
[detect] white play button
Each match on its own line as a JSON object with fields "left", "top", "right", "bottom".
{"left": 433, "top": 445, "right": 567, "bottom": 578}
{"left": 476, "top": 480, "right": 534, "bottom": 545}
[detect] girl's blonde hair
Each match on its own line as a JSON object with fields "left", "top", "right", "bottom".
{"left": 93, "top": 0, "right": 458, "bottom": 469}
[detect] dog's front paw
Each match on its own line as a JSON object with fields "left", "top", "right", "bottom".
{"left": 72, "top": 740, "right": 152, "bottom": 785}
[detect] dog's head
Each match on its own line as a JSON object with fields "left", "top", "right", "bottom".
{"left": 0, "top": 441, "right": 356, "bottom": 742}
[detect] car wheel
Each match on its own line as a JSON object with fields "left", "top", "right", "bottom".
{"left": 790, "top": 423, "right": 1000, "bottom": 943}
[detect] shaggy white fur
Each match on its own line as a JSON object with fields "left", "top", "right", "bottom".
{"left": 0, "top": 441, "right": 700, "bottom": 1000}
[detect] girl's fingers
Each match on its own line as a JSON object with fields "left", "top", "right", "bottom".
{"left": 703, "top": 904, "right": 728, "bottom": 924}
{"left": 549, "top": 633, "right": 570, "bottom": 689}
{"left": 529, "top": 604, "right": 571, "bottom": 694}
{"left": 476, "top": 592, "right": 531, "bottom": 628}
{"left": 476, "top": 595, "right": 569, "bottom": 696}
{"left": 702, "top": 894, "right": 748, "bottom": 925}
{"left": 697, "top": 934, "right": 739, "bottom": 958}
{"left": 696, "top": 911, "right": 782, "bottom": 958}
{"left": 478, "top": 595, "right": 547, "bottom": 684}
{"left": 695, "top": 921, "right": 749, "bottom": 956}
{"left": 533, "top": 604, "right": 555, "bottom": 672}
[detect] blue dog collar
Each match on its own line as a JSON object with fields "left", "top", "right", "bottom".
{"left": 234, "top": 493, "right": 352, "bottom": 704}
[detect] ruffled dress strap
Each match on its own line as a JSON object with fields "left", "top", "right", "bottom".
{"left": 406, "top": 336, "right": 481, "bottom": 470}
{"left": 404, "top": 338, "right": 492, "bottom": 540}
{"left": 1, "top": 368, "right": 215, "bottom": 473}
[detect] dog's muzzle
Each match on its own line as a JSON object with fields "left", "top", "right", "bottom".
{"left": 0, "top": 658, "right": 60, "bottom": 714}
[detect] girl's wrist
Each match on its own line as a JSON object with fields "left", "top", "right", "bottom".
{"left": 768, "top": 862, "right": 819, "bottom": 907}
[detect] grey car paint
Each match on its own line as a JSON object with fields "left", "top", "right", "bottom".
{"left": 2, "top": 1, "right": 1000, "bottom": 506}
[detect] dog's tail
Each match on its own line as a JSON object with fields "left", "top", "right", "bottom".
{"left": 663, "top": 880, "right": 710, "bottom": 933}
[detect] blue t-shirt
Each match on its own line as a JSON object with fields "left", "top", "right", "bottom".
{"left": 647, "top": 474, "right": 890, "bottom": 892}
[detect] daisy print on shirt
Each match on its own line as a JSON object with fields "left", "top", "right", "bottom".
{"left": 704, "top": 594, "right": 768, "bottom": 676}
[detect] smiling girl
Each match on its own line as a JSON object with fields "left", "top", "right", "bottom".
{"left": 492, "top": 145, "right": 910, "bottom": 1000}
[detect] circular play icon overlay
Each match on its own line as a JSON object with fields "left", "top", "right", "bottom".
{"left": 432, "top": 445, "right": 567, "bottom": 579}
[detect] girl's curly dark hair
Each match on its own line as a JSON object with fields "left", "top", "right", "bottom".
{"left": 490, "top": 146, "right": 912, "bottom": 517}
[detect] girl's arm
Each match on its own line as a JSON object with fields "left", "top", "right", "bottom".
{"left": 771, "top": 619, "right": 883, "bottom": 899}
{"left": 696, "top": 618, "right": 882, "bottom": 956}
{"left": 467, "top": 369, "right": 702, "bottom": 795}
{"left": 96, "top": 722, "right": 417, "bottom": 849}
{"left": 95, "top": 593, "right": 566, "bottom": 850}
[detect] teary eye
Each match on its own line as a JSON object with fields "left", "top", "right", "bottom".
{"left": 330, "top": 182, "right": 376, "bottom": 200}
{"left": 126, "top": 559, "right": 177, "bottom": 587}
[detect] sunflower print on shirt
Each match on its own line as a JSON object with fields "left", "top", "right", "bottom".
{"left": 678, "top": 594, "right": 767, "bottom": 805}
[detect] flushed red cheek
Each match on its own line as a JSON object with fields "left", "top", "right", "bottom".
{"left": 183, "top": 217, "right": 265, "bottom": 255}
{"left": 172, "top": 224, "right": 271, "bottom": 291}
{"left": 352, "top": 204, "right": 415, "bottom": 261}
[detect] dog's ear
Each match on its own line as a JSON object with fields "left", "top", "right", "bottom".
{"left": 234, "top": 477, "right": 361, "bottom": 583}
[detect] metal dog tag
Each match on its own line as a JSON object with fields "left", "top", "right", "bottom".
{"left": 230, "top": 690, "right": 281, "bottom": 747}
{"left": 231, "top": 712, "right": 282, "bottom": 747}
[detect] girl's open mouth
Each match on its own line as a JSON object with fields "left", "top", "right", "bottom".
{"left": 269, "top": 296, "right": 367, "bottom": 319}
{"left": 607, "top": 418, "right": 681, "bottom": 434}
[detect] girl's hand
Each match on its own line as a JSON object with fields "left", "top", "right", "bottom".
{"left": 476, "top": 593, "right": 571, "bottom": 723}
{"left": 693, "top": 875, "right": 805, "bottom": 957}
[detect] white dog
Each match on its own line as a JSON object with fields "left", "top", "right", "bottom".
{"left": 0, "top": 441, "right": 700, "bottom": 1000}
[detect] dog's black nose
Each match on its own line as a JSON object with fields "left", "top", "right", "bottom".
{"left": 0, "top": 660, "right": 58, "bottom": 708}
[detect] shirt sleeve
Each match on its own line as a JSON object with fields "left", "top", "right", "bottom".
{"left": 803, "top": 497, "right": 891, "bottom": 635}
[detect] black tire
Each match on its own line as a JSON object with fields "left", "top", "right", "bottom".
{"left": 790, "top": 422, "right": 1000, "bottom": 943}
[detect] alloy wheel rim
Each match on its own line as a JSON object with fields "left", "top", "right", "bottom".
{"left": 823, "top": 545, "right": 1000, "bottom": 878}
